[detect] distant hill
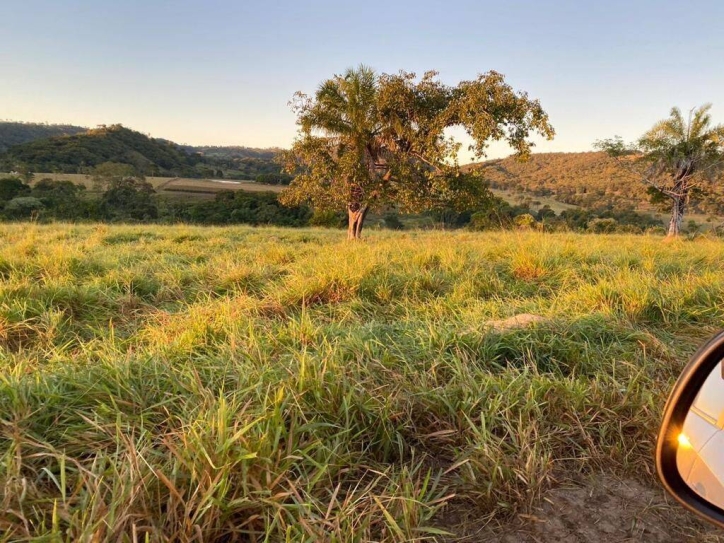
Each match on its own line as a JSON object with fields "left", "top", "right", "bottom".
{"left": 0, "top": 125, "right": 203, "bottom": 177}
{"left": 185, "top": 145, "right": 280, "bottom": 161}
{"left": 0, "top": 121, "right": 87, "bottom": 152}
{"left": 184, "top": 145, "right": 284, "bottom": 180}
{"left": 0, "top": 125, "right": 285, "bottom": 180}
{"left": 470, "top": 151, "right": 724, "bottom": 216}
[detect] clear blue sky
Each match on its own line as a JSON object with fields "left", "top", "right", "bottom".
{"left": 1, "top": 0, "right": 723, "bottom": 161}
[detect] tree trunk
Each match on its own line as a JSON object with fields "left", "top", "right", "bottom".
{"left": 347, "top": 204, "right": 369, "bottom": 240}
{"left": 667, "top": 196, "right": 685, "bottom": 237}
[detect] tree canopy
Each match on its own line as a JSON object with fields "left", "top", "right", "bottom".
{"left": 280, "top": 66, "right": 554, "bottom": 238}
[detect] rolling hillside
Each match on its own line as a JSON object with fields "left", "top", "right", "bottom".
{"left": 184, "top": 145, "right": 287, "bottom": 181}
{"left": 471, "top": 151, "right": 724, "bottom": 217}
{"left": 0, "top": 125, "right": 203, "bottom": 177}
{"left": 0, "top": 124, "right": 285, "bottom": 180}
{"left": 0, "top": 121, "right": 87, "bottom": 152}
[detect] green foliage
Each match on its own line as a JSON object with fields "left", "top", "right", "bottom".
{"left": 0, "top": 121, "right": 86, "bottom": 152}
{"left": 280, "top": 66, "right": 554, "bottom": 232}
{"left": 4, "top": 196, "right": 44, "bottom": 218}
{"left": 91, "top": 161, "right": 141, "bottom": 189}
{"left": 309, "top": 208, "right": 346, "bottom": 228}
{"left": 0, "top": 124, "right": 203, "bottom": 176}
{"left": 587, "top": 217, "right": 619, "bottom": 233}
{"left": 255, "top": 172, "right": 294, "bottom": 185}
{"left": 166, "top": 190, "right": 311, "bottom": 227}
{"left": 186, "top": 146, "right": 285, "bottom": 179}
{"left": 100, "top": 177, "right": 158, "bottom": 221}
{"left": 0, "top": 225, "right": 722, "bottom": 540}
{"left": 32, "top": 178, "right": 92, "bottom": 220}
{"left": 513, "top": 213, "right": 538, "bottom": 230}
{"left": 0, "top": 177, "right": 31, "bottom": 202}
{"left": 536, "top": 205, "right": 556, "bottom": 221}
{"left": 382, "top": 212, "right": 404, "bottom": 230}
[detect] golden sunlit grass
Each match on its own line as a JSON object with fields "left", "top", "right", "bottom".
{"left": 1, "top": 224, "right": 723, "bottom": 541}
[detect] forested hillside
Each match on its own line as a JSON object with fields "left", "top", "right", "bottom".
{"left": 0, "top": 125, "right": 286, "bottom": 181}
{"left": 0, "top": 125, "right": 203, "bottom": 177}
{"left": 472, "top": 152, "right": 724, "bottom": 216}
{"left": 0, "top": 121, "right": 87, "bottom": 152}
{"left": 185, "top": 145, "right": 288, "bottom": 182}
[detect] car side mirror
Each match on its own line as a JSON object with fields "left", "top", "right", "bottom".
{"left": 657, "top": 330, "right": 724, "bottom": 528}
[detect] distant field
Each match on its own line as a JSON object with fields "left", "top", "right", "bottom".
{"left": 1, "top": 225, "right": 723, "bottom": 540}
{"left": 24, "top": 172, "right": 284, "bottom": 196}
{"left": 489, "top": 187, "right": 579, "bottom": 214}
{"left": 162, "top": 177, "right": 283, "bottom": 194}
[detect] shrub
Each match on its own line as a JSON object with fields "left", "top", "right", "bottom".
{"left": 4, "top": 196, "right": 44, "bottom": 219}
{"left": 383, "top": 212, "right": 404, "bottom": 230}
{"left": 587, "top": 217, "right": 618, "bottom": 234}
{"left": 514, "top": 213, "right": 538, "bottom": 230}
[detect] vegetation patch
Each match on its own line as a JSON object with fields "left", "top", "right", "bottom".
{"left": 0, "top": 225, "right": 723, "bottom": 540}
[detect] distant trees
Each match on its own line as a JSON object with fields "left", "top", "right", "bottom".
{"left": 91, "top": 162, "right": 140, "bottom": 189}
{"left": 100, "top": 178, "right": 158, "bottom": 221}
{"left": 0, "top": 125, "right": 202, "bottom": 177}
{"left": 596, "top": 104, "right": 724, "bottom": 237}
{"left": 255, "top": 172, "right": 293, "bottom": 185}
{"left": 0, "top": 121, "right": 86, "bottom": 152}
{"left": 0, "top": 177, "right": 31, "bottom": 202}
{"left": 32, "top": 179, "right": 89, "bottom": 220}
{"left": 168, "top": 190, "right": 311, "bottom": 226}
{"left": 4, "top": 197, "right": 44, "bottom": 219}
{"left": 280, "top": 65, "right": 554, "bottom": 239}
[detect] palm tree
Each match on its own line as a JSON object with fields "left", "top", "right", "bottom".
{"left": 300, "top": 65, "right": 382, "bottom": 239}
{"left": 638, "top": 105, "right": 724, "bottom": 237}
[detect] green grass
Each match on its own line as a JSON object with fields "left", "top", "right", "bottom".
{"left": 1, "top": 225, "right": 723, "bottom": 541}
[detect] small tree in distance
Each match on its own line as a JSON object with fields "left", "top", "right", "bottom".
{"left": 280, "top": 66, "right": 554, "bottom": 239}
{"left": 596, "top": 104, "right": 724, "bottom": 237}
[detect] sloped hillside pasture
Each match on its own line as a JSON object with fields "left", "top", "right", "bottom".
{"left": 1, "top": 225, "right": 723, "bottom": 541}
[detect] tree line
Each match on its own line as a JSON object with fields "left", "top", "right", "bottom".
{"left": 0, "top": 171, "right": 676, "bottom": 235}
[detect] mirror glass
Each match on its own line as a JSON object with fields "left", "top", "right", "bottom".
{"left": 677, "top": 360, "right": 724, "bottom": 509}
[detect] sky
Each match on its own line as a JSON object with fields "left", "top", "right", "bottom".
{"left": 1, "top": 0, "right": 723, "bottom": 161}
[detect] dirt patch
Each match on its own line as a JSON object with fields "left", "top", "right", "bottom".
{"left": 485, "top": 313, "right": 548, "bottom": 331}
{"left": 437, "top": 474, "right": 723, "bottom": 542}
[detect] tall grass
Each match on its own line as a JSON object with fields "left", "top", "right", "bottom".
{"left": 1, "top": 224, "right": 723, "bottom": 541}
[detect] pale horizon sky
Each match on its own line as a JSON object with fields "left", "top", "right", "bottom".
{"left": 1, "top": 0, "right": 723, "bottom": 161}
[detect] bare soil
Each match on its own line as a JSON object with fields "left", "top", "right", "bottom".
{"left": 438, "top": 474, "right": 723, "bottom": 542}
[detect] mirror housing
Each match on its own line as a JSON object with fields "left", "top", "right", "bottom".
{"left": 657, "top": 330, "right": 724, "bottom": 527}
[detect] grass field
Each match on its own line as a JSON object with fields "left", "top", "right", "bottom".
{"left": 1, "top": 225, "right": 724, "bottom": 541}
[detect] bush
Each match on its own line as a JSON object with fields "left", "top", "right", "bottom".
{"left": 587, "top": 218, "right": 618, "bottom": 234}
{"left": 100, "top": 178, "right": 158, "bottom": 221}
{"left": 0, "top": 177, "right": 31, "bottom": 202}
{"left": 383, "top": 212, "right": 404, "bottom": 230}
{"left": 4, "top": 196, "right": 44, "bottom": 219}
{"left": 514, "top": 213, "right": 538, "bottom": 230}
{"left": 309, "top": 209, "right": 345, "bottom": 228}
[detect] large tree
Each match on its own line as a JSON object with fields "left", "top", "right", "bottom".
{"left": 280, "top": 66, "right": 554, "bottom": 239}
{"left": 596, "top": 105, "right": 724, "bottom": 237}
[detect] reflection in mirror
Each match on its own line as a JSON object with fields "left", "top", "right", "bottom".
{"left": 677, "top": 360, "right": 724, "bottom": 509}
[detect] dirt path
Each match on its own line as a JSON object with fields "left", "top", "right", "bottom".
{"left": 438, "top": 474, "right": 723, "bottom": 542}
